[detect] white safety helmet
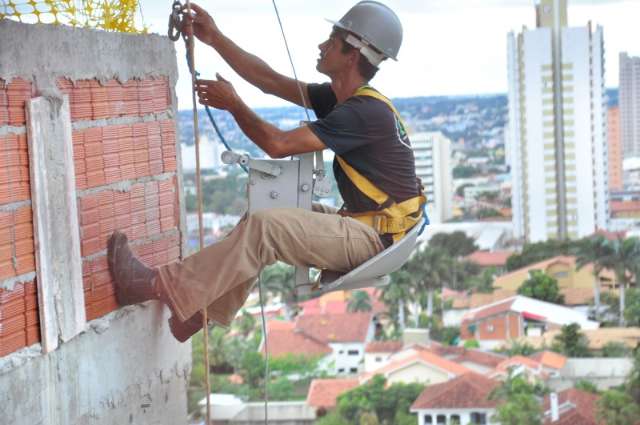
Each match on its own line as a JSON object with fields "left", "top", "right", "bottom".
{"left": 326, "top": 1, "right": 403, "bottom": 67}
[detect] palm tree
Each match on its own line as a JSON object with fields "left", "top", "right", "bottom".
{"left": 405, "top": 245, "right": 452, "bottom": 319}
{"left": 575, "top": 235, "right": 612, "bottom": 319}
{"left": 383, "top": 269, "right": 414, "bottom": 331}
{"left": 599, "top": 237, "right": 640, "bottom": 326}
{"left": 348, "top": 290, "right": 372, "bottom": 312}
{"left": 261, "top": 262, "right": 297, "bottom": 319}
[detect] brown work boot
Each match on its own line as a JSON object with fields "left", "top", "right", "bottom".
{"left": 108, "top": 231, "right": 162, "bottom": 306}
{"left": 168, "top": 312, "right": 204, "bottom": 343}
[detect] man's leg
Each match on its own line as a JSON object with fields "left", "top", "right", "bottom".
{"left": 112, "top": 207, "right": 384, "bottom": 324}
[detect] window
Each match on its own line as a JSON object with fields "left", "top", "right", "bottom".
{"left": 337, "top": 368, "right": 345, "bottom": 373}
{"left": 348, "top": 350, "right": 359, "bottom": 356}
{"left": 424, "top": 415, "right": 433, "bottom": 424}
{"left": 350, "top": 367, "right": 358, "bottom": 373}
{"left": 375, "top": 356, "right": 382, "bottom": 362}
{"left": 450, "top": 415, "right": 461, "bottom": 425}
{"left": 436, "top": 414, "right": 446, "bottom": 425}
{"left": 471, "top": 412, "right": 487, "bottom": 424}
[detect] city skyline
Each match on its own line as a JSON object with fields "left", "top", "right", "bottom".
{"left": 137, "top": 0, "right": 640, "bottom": 109}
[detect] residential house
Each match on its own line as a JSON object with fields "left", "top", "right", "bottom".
{"left": 360, "top": 346, "right": 470, "bottom": 386}
{"left": 306, "top": 378, "right": 359, "bottom": 415}
{"left": 518, "top": 327, "right": 640, "bottom": 351}
{"left": 465, "top": 250, "right": 513, "bottom": 274}
{"left": 460, "top": 295, "right": 599, "bottom": 349}
{"left": 410, "top": 372, "right": 500, "bottom": 425}
{"left": 492, "top": 255, "right": 617, "bottom": 312}
{"left": 262, "top": 312, "right": 375, "bottom": 375}
{"left": 363, "top": 340, "right": 403, "bottom": 373}
{"left": 489, "top": 355, "right": 563, "bottom": 382}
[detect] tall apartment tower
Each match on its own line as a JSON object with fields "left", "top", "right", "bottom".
{"left": 620, "top": 53, "right": 640, "bottom": 159}
{"left": 608, "top": 106, "right": 623, "bottom": 191}
{"left": 411, "top": 132, "right": 453, "bottom": 224}
{"left": 507, "top": 0, "right": 608, "bottom": 242}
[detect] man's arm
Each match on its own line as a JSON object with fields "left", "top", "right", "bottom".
{"left": 196, "top": 77, "right": 325, "bottom": 158}
{"left": 187, "top": 3, "right": 312, "bottom": 108}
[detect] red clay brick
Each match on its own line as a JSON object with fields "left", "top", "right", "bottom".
{"left": 13, "top": 223, "right": 32, "bottom": 240}
{"left": 149, "top": 161, "right": 163, "bottom": 175}
{"left": 130, "top": 210, "right": 146, "bottom": 225}
{"left": 99, "top": 217, "right": 115, "bottom": 235}
{"left": 82, "top": 223, "right": 100, "bottom": 239}
{"left": 15, "top": 254, "right": 35, "bottom": 275}
{"left": 14, "top": 238, "right": 34, "bottom": 256}
{"left": 25, "top": 309, "right": 38, "bottom": 327}
{"left": 80, "top": 194, "right": 100, "bottom": 212}
{"left": 86, "top": 170, "right": 106, "bottom": 188}
{"left": 0, "top": 297, "right": 24, "bottom": 321}
{"left": 26, "top": 325, "right": 40, "bottom": 346}
{"left": 102, "top": 138, "right": 120, "bottom": 155}
{"left": 24, "top": 293, "right": 37, "bottom": 311}
{"left": 163, "top": 159, "right": 177, "bottom": 172}
{"left": 81, "top": 238, "right": 101, "bottom": 257}
{"left": 85, "top": 127, "right": 102, "bottom": 143}
{"left": 0, "top": 330, "right": 27, "bottom": 357}
{"left": 114, "top": 214, "right": 131, "bottom": 230}
{"left": 159, "top": 192, "right": 175, "bottom": 207}
{"left": 80, "top": 209, "right": 100, "bottom": 225}
{"left": 120, "top": 164, "right": 136, "bottom": 180}
{"left": 93, "top": 270, "right": 112, "bottom": 287}
{"left": 84, "top": 142, "right": 103, "bottom": 157}
{"left": 0, "top": 284, "right": 24, "bottom": 303}
{"left": 131, "top": 224, "right": 146, "bottom": 240}
{"left": 85, "top": 156, "right": 105, "bottom": 171}
{"left": 0, "top": 314, "right": 26, "bottom": 337}
{"left": 134, "top": 163, "right": 150, "bottom": 178}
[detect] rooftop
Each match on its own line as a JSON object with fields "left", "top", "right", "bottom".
{"left": 306, "top": 378, "right": 359, "bottom": 409}
{"left": 411, "top": 372, "right": 500, "bottom": 410}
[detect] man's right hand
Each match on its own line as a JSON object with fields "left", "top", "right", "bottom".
{"left": 183, "top": 2, "right": 220, "bottom": 46}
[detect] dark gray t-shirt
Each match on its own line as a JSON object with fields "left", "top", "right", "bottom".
{"left": 307, "top": 82, "right": 420, "bottom": 214}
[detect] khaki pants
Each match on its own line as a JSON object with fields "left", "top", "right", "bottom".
{"left": 157, "top": 205, "right": 384, "bottom": 325}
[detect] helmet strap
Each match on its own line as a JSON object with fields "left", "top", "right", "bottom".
{"left": 344, "top": 34, "right": 385, "bottom": 67}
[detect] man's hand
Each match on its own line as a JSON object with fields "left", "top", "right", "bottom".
{"left": 196, "top": 74, "right": 241, "bottom": 112}
{"left": 183, "top": 2, "right": 220, "bottom": 46}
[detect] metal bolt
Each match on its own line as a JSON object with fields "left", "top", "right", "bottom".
{"left": 270, "top": 191, "right": 279, "bottom": 199}
{"left": 300, "top": 183, "right": 310, "bottom": 192}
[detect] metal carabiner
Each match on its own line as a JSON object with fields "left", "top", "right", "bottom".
{"left": 167, "top": 0, "right": 184, "bottom": 42}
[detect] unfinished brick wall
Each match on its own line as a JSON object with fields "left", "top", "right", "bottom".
{"left": 0, "top": 78, "right": 39, "bottom": 357}
{"left": 0, "top": 75, "right": 182, "bottom": 356}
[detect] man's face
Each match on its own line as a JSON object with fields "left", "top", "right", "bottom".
{"left": 316, "top": 29, "right": 352, "bottom": 76}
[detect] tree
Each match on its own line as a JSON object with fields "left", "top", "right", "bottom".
{"left": 574, "top": 379, "right": 599, "bottom": 394}
{"left": 624, "top": 288, "right": 640, "bottom": 327}
{"left": 597, "top": 237, "right": 640, "bottom": 326}
{"left": 552, "top": 323, "right": 590, "bottom": 357}
{"left": 428, "top": 231, "right": 478, "bottom": 257}
{"left": 596, "top": 389, "right": 640, "bottom": 425}
{"left": 261, "top": 262, "right": 297, "bottom": 319}
{"left": 517, "top": 270, "right": 564, "bottom": 304}
{"left": 404, "top": 246, "right": 452, "bottom": 319}
{"left": 466, "top": 266, "right": 497, "bottom": 293}
{"left": 506, "top": 239, "right": 579, "bottom": 272}
{"left": 627, "top": 349, "right": 640, "bottom": 405}
{"left": 501, "top": 340, "right": 537, "bottom": 357}
{"left": 601, "top": 341, "right": 631, "bottom": 357}
{"left": 348, "top": 290, "right": 373, "bottom": 313}
{"left": 575, "top": 235, "right": 612, "bottom": 318}
{"left": 489, "top": 374, "right": 544, "bottom": 425}
{"left": 336, "top": 375, "right": 424, "bottom": 425}
{"left": 464, "top": 339, "right": 480, "bottom": 349}
{"left": 383, "top": 269, "right": 414, "bottom": 332}
{"left": 237, "top": 310, "right": 256, "bottom": 338}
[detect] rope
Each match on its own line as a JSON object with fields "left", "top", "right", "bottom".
{"left": 180, "top": 0, "right": 212, "bottom": 422}
{"left": 257, "top": 274, "right": 270, "bottom": 424}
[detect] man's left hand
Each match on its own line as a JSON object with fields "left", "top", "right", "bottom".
{"left": 195, "top": 74, "right": 240, "bottom": 112}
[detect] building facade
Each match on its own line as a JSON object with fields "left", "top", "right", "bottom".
{"left": 412, "top": 132, "right": 453, "bottom": 224}
{"left": 507, "top": 0, "right": 609, "bottom": 242}
{"left": 608, "top": 106, "right": 624, "bottom": 190}
{"left": 620, "top": 52, "right": 640, "bottom": 159}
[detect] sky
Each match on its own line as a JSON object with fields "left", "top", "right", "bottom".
{"left": 137, "top": 0, "right": 640, "bottom": 109}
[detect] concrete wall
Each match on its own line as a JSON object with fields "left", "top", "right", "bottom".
{"left": 0, "top": 20, "right": 190, "bottom": 424}
{"left": 548, "top": 357, "right": 633, "bottom": 391}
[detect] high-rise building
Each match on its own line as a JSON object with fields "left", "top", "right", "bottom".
{"left": 620, "top": 52, "right": 640, "bottom": 159}
{"left": 608, "top": 106, "right": 623, "bottom": 191}
{"left": 507, "top": 0, "right": 609, "bottom": 242}
{"left": 411, "top": 132, "right": 452, "bottom": 224}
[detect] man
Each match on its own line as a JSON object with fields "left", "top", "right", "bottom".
{"left": 108, "top": 1, "right": 424, "bottom": 342}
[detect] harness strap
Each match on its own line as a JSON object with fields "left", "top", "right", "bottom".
{"left": 336, "top": 87, "right": 426, "bottom": 243}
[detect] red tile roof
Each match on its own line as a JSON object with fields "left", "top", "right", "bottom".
{"left": 411, "top": 372, "right": 500, "bottom": 410}
{"left": 362, "top": 350, "right": 471, "bottom": 382}
{"left": 296, "top": 312, "right": 373, "bottom": 343}
{"left": 494, "top": 355, "right": 542, "bottom": 373}
{"left": 307, "top": 378, "right": 360, "bottom": 409}
{"left": 263, "top": 321, "right": 332, "bottom": 358}
{"left": 464, "top": 298, "right": 516, "bottom": 321}
{"left": 610, "top": 200, "right": 640, "bottom": 214}
{"left": 466, "top": 250, "right": 513, "bottom": 267}
{"left": 365, "top": 340, "right": 403, "bottom": 353}
{"left": 530, "top": 351, "right": 567, "bottom": 370}
{"left": 450, "top": 348, "right": 506, "bottom": 368}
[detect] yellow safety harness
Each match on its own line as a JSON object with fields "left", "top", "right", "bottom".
{"left": 337, "top": 86, "right": 426, "bottom": 243}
